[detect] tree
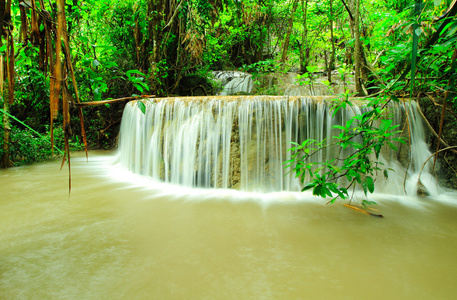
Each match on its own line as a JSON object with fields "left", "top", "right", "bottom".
{"left": 281, "top": 0, "right": 299, "bottom": 68}
{"left": 299, "top": 0, "right": 309, "bottom": 73}
{"left": 1, "top": 0, "right": 14, "bottom": 168}
{"left": 0, "top": 0, "right": 87, "bottom": 180}
{"left": 353, "top": 0, "right": 363, "bottom": 95}
{"left": 327, "top": 0, "right": 336, "bottom": 83}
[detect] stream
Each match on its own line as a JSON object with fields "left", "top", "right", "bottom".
{"left": 1, "top": 151, "right": 457, "bottom": 299}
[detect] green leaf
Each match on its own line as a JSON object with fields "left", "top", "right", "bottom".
{"left": 323, "top": 187, "right": 332, "bottom": 197}
{"left": 135, "top": 85, "right": 144, "bottom": 93}
{"left": 333, "top": 125, "right": 346, "bottom": 131}
{"left": 127, "top": 69, "right": 147, "bottom": 76}
{"left": 328, "top": 184, "right": 346, "bottom": 199}
{"left": 391, "top": 95, "right": 400, "bottom": 102}
{"left": 362, "top": 200, "right": 377, "bottom": 206}
{"left": 302, "top": 182, "right": 315, "bottom": 191}
{"left": 366, "top": 176, "right": 375, "bottom": 194}
{"left": 362, "top": 181, "right": 368, "bottom": 195}
{"left": 137, "top": 101, "right": 146, "bottom": 114}
{"left": 104, "top": 61, "right": 118, "bottom": 68}
{"left": 340, "top": 188, "right": 348, "bottom": 196}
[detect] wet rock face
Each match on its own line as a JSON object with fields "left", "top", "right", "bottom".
{"left": 228, "top": 128, "right": 241, "bottom": 189}
{"left": 419, "top": 98, "right": 457, "bottom": 190}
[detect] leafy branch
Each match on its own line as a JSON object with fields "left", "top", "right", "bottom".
{"left": 285, "top": 95, "right": 405, "bottom": 205}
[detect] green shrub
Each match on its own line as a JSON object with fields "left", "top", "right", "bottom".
{"left": 9, "top": 127, "right": 53, "bottom": 166}
{"left": 0, "top": 126, "right": 83, "bottom": 167}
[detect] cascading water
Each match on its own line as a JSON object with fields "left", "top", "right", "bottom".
{"left": 117, "top": 96, "right": 438, "bottom": 196}
{"left": 218, "top": 75, "right": 253, "bottom": 95}
{"left": 404, "top": 101, "right": 439, "bottom": 196}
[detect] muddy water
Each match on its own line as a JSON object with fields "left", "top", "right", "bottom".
{"left": 1, "top": 152, "right": 457, "bottom": 299}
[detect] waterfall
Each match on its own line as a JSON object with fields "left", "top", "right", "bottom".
{"left": 117, "top": 96, "right": 438, "bottom": 196}
{"left": 219, "top": 75, "right": 253, "bottom": 95}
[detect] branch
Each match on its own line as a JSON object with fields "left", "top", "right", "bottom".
{"left": 417, "top": 146, "right": 457, "bottom": 182}
{"left": 340, "top": 0, "right": 353, "bottom": 21}
{"left": 415, "top": 99, "right": 457, "bottom": 154}
{"left": 74, "top": 95, "right": 155, "bottom": 107}
{"left": 163, "top": 0, "right": 184, "bottom": 30}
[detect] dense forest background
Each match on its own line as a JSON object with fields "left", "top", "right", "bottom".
{"left": 0, "top": 0, "right": 456, "bottom": 172}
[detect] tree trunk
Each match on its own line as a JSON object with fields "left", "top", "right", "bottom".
{"left": 2, "top": 98, "right": 10, "bottom": 168}
{"left": 2, "top": 1, "right": 12, "bottom": 168}
{"left": 353, "top": 0, "right": 364, "bottom": 96}
{"left": 346, "top": 0, "right": 355, "bottom": 66}
{"left": 148, "top": 0, "right": 184, "bottom": 96}
{"left": 299, "top": 0, "right": 309, "bottom": 73}
{"left": 281, "top": 0, "right": 299, "bottom": 67}
{"left": 148, "top": 0, "right": 167, "bottom": 96}
{"left": 266, "top": 0, "right": 273, "bottom": 58}
{"left": 327, "top": 0, "right": 335, "bottom": 83}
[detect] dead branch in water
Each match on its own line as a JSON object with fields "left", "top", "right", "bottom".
{"left": 344, "top": 204, "right": 383, "bottom": 218}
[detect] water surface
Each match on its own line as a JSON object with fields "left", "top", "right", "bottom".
{"left": 1, "top": 152, "right": 456, "bottom": 299}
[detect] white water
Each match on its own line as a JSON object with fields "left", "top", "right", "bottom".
{"left": 117, "top": 96, "right": 439, "bottom": 197}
